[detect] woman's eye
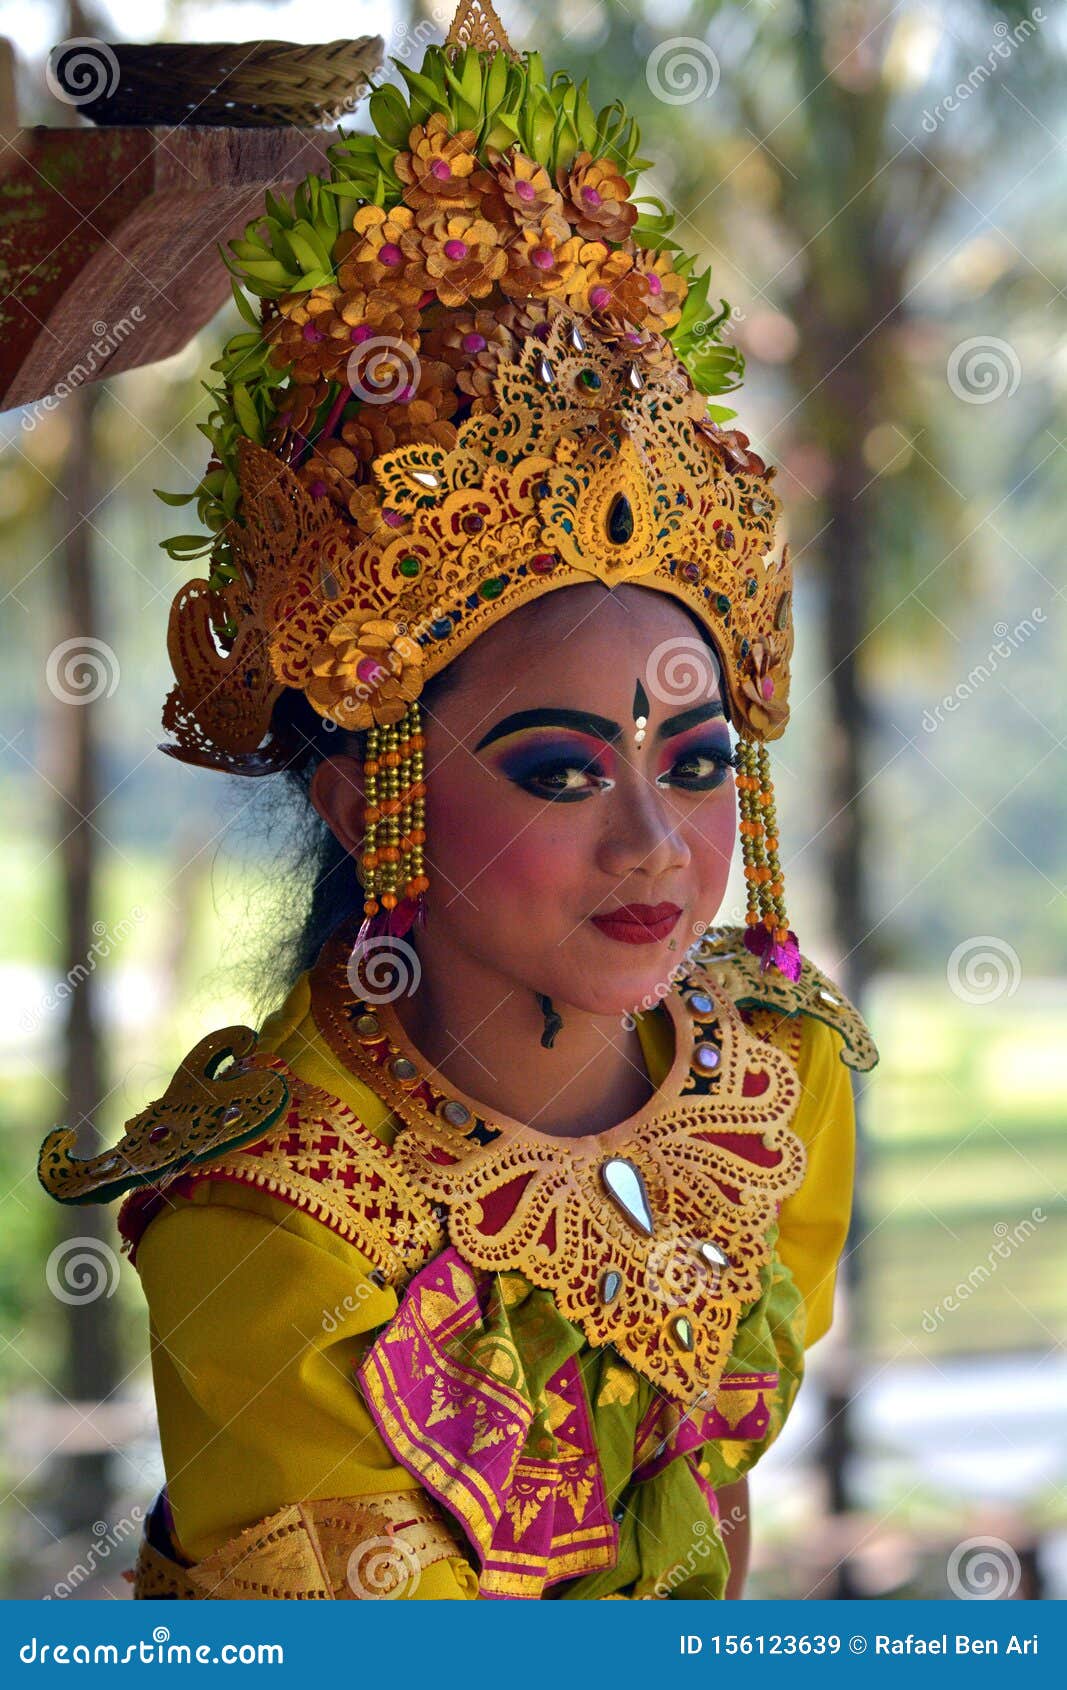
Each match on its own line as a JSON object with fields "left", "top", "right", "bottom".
{"left": 660, "top": 746, "right": 737, "bottom": 791}
{"left": 514, "top": 757, "right": 612, "bottom": 802}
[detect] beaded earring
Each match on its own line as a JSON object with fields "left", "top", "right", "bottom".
{"left": 735, "top": 736, "right": 801, "bottom": 981}
{"left": 353, "top": 700, "right": 430, "bottom": 953}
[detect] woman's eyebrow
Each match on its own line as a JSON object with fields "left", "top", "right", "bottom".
{"left": 472, "top": 699, "right": 724, "bottom": 753}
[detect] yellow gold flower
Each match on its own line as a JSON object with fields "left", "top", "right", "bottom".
{"left": 306, "top": 614, "right": 424, "bottom": 728}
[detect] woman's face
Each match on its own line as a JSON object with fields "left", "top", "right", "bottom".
{"left": 414, "top": 582, "right": 737, "bottom": 1016}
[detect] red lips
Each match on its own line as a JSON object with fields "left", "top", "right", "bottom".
{"left": 599, "top": 903, "right": 680, "bottom": 925}
{"left": 590, "top": 902, "right": 682, "bottom": 945}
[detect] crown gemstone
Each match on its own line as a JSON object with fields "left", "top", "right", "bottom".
{"left": 601, "top": 1156, "right": 654, "bottom": 1236}
{"left": 578, "top": 368, "right": 601, "bottom": 390}
{"left": 390, "top": 1057, "right": 418, "bottom": 1082}
{"left": 411, "top": 470, "right": 439, "bottom": 488}
{"left": 537, "top": 355, "right": 554, "bottom": 385}
{"left": 480, "top": 577, "right": 505, "bottom": 599}
{"left": 568, "top": 324, "right": 586, "bottom": 352}
{"left": 776, "top": 590, "right": 792, "bottom": 629}
{"left": 607, "top": 494, "right": 634, "bottom": 545}
{"left": 398, "top": 556, "right": 421, "bottom": 578}
{"left": 600, "top": 1269, "right": 622, "bottom": 1305}
{"left": 441, "top": 1100, "right": 471, "bottom": 1127}
{"left": 430, "top": 618, "right": 452, "bottom": 639}
{"left": 695, "top": 1042, "right": 721, "bottom": 1071}
{"left": 686, "top": 991, "right": 714, "bottom": 1016}
{"left": 626, "top": 362, "right": 644, "bottom": 390}
{"left": 530, "top": 552, "right": 557, "bottom": 574}
{"left": 746, "top": 576, "right": 758, "bottom": 597}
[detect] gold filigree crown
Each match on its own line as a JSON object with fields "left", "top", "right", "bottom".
{"left": 163, "top": 302, "right": 792, "bottom": 769}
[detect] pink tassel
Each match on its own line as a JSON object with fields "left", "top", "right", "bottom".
{"left": 743, "top": 923, "right": 802, "bottom": 983}
{"left": 351, "top": 894, "right": 427, "bottom": 963}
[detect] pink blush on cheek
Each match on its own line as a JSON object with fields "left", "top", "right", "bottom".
{"left": 428, "top": 782, "right": 580, "bottom": 910}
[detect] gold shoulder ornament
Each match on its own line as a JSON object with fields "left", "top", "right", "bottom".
{"left": 690, "top": 926, "right": 879, "bottom": 1073}
{"left": 36, "top": 1026, "right": 290, "bottom": 1207}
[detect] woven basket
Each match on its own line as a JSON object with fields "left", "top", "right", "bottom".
{"left": 51, "top": 38, "right": 384, "bottom": 128}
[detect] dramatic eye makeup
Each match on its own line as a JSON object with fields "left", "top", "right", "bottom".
{"left": 473, "top": 702, "right": 734, "bottom": 802}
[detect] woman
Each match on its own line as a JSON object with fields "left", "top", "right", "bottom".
{"left": 37, "top": 0, "right": 877, "bottom": 1601}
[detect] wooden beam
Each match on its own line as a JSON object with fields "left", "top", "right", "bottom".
{"left": 0, "top": 124, "right": 335, "bottom": 412}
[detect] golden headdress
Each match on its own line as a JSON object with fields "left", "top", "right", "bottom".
{"left": 159, "top": 0, "right": 798, "bottom": 976}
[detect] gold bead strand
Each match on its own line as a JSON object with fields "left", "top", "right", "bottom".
{"left": 361, "top": 725, "right": 381, "bottom": 918}
{"left": 404, "top": 702, "right": 430, "bottom": 900}
{"left": 380, "top": 722, "right": 401, "bottom": 911}
{"left": 737, "top": 737, "right": 769, "bottom": 933}
{"left": 757, "top": 742, "right": 789, "bottom": 942}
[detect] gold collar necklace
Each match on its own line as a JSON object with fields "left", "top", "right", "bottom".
{"left": 309, "top": 919, "right": 807, "bottom": 1406}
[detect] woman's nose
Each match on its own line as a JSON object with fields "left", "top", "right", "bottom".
{"left": 594, "top": 777, "right": 691, "bottom": 883}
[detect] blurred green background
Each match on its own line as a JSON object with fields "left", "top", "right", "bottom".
{"left": 1, "top": 0, "right": 1064, "bottom": 1601}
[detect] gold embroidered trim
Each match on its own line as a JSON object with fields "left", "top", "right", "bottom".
{"left": 38, "top": 1027, "right": 290, "bottom": 1207}
{"left": 187, "top": 1057, "right": 444, "bottom": 1286}
{"left": 308, "top": 923, "right": 807, "bottom": 1407}
{"left": 132, "top": 1490, "right": 470, "bottom": 1600}
{"left": 693, "top": 926, "right": 879, "bottom": 1071}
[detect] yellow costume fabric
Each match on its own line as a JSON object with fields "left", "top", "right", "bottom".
{"left": 134, "top": 968, "right": 854, "bottom": 1594}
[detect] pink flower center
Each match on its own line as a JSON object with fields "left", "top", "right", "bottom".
{"left": 379, "top": 242, "right": 403, "bottom": 266}
{"left": 382, "top": 508, "right": 404, "bottom": 528}
{"left": 582, "top": 185, "right": 603, "bottom": 207}
{"left": 309, "top": 480, "right": 328, "bottom": 499}
{"left": 531, "top": 246, "right": 554, "bottom": 271}
{"left": 516, "top": 179, "right": 536, "bottom": 201}
{"left": 302, "top": 323, "right": 324, "bottom": 342}
{"left": 430, "top": 159, "right": 452, "bottom": 181}
{"left": 761, "top": 678, "right": 775, "bottom": 700}
{"left": 589, "top": 285, "right": 611, "bottom": 310}
{"left": 444, "top": 239, "right": 469, "bottom": 261}
{"left": 349, "top": 324, "right": 372, "bottom": 344}
{"left": 461, "top": 331, "right": 487, "bottom": 354}
{"left": 357, "top": 656, "right": 388, "bottom": 690}
{"left": 646, "top": 271, "right": 662, "bottom": 296}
